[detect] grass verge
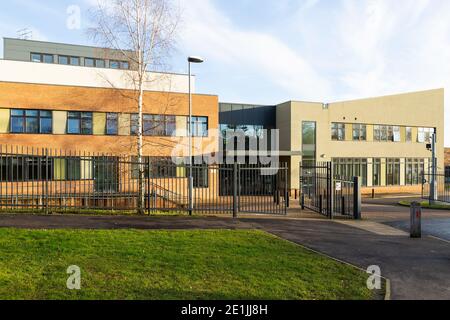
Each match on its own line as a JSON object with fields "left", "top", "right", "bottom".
{"left": 398, "top": 200, "right": 450, "bottom": 210}
{"left": 0, "top": 229, "right": 376, "bottom": 300}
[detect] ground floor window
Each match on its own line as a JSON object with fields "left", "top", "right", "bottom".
{"left": 332, "top": 158, "right": 368, "bottom": 186}
{"left": 373, "top": 158, "right": 381, "bottom": 186}
{"left": 386, "top": 159, "right": 401, "bottom": 186}
{"left": 405, "top": 158, "right": 425, "bottom": 185}
{"left": 0, "top": 156, "right": 53, "bottom": 181}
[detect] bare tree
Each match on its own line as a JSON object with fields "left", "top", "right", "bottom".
{"left": 88, "top": 0, "right": 180, "bottom": 214}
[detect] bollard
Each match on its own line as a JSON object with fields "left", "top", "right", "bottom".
{"left": 410, "top": 202, "right": 422, "bottom": 238}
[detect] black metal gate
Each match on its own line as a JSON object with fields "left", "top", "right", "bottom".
{"left": 300, "top": 162, "right": 361, "bottom": 219}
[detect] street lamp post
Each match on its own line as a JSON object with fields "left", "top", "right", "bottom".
{"left": 188, "top": 56, "right": 204, "bottom": 216}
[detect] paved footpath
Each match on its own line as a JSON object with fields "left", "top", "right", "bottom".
{"left": 1, "top": 214, "right": 449, "bottom": 300}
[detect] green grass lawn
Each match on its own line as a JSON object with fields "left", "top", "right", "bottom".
{"left": 399, "top": 200, "right": 450, "bottom": 210}
{"left": 0, "top": 229, "right": 376, "bottom": 300}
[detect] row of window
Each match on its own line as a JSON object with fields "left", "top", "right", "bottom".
{"left": 331, "top": 123, "right": 435, "bottom": 143}
{"left": 30, "top": 52, "right": 130, "bottom": 70}
{"left": 0, "top": 156, "right": 209, "bottom": 188}
{"left": 333, "top": 158, "right": 429, "bottom": 187}
{"left": 9, "top": 109, "right": 208, "bottom": 137}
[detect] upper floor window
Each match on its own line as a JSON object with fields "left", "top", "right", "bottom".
{"left": 31, "top": 53, "right": 54, "bottom": 64}
{"left": 84, "top": 58, "right": 95, "bottom": 67}
{"left": 95, "top": 59, "right": 106, "bottom": 68}
{"left": 189, "top": 117, "right": 208, "bottom": 137}
{"left": 331, "top": 123, "right": 345, "bottom": 141}
{"left": 10, "top": 109, "right": 52, "bottom": 134}
{"left": 58, "top": 56, "right": 69, "bottom": 65}
{"left": 121, "top": 61, "right": 130, "bottom": 70}
{"left": 406, "top": 127, "right": 412, "bottom": 142}
{"left": 418, "top": 127, "right": 434, "bottom": 143}
{"left": 352, "top": 124, "right": 366, "bottom": 141}
{"left": 70, "top": 57, "right": 80, "bottom": 66}
{"left": 106, "top": 113, "right": 118, "bottom": 135}
{"left": 110, "top": 61, "right": 120, "bottom": 69}
{"left": 67, "top": 112, "right": 93, "bottom": 135}
{"left": 374, "top": 125, "right": 394, "bottom": 142}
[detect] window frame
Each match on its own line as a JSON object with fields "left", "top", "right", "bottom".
{"left": 331, "top": 123, "right": 346, "bottom": 141}
{"left": 58, "top": 55, "right": 69, "bottom": 65}
{"left": 10, "top": 109, "right": 53, "bottom": 134}
{"left": 352, "top": 124, "right": 367, "bottom": 141}
{"left": 67, "top": 111, "right": 93, "bottom": 135}
{"left": 106, "top": 113, "right": 119, "bottom": 136}
{"left": 30, "top": 53, "right": 54, "bottom": 64}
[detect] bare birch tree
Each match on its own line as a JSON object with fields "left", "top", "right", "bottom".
{"left": 88, "top": 0, "right": 179, "bottom": 214}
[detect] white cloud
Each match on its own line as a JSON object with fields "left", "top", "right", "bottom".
{"left": 179, "top": 0, "right": 331, "bottom": 100}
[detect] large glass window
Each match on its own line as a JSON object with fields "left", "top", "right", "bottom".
{"left": 95, "top": 59, "right": 106, "bottom": 68}
{"left": 386, "top": 158, "right": 401, "bottom": 186}
{"left": 406, "top": 158, "right": 425, "bottom": 185}
{"left": 331, "top": 123, "right": 345, "bottom": 141}
{"left": 374, "top": 125, "right": 396, "bottom": 142}
{"left": 10, "top": 110, "right": 52, "bottom": 134}
{"left": 67, "top": 112, "right": 93, "bottom": 135}
{"left": 110, "top": 61, "right": 120, "bottom": 69}
{"left": 333, "top": 158, "right": 368, "bottom": 186}
{"left": 418, "top": 127, "right": 434, "bottom": 143}
{"left": 30, "top": 53, "right": 54, "bottom": 63}
{"left": 70, "top": 57, "right": 80, "bottom": 66}
{"left": 189, "top": 117, "right": 208, "bottom": 137}
{"left": 373, "top": 159, "right": 381, "bottom": 186}
{"left": 406, "top": 127, "right": 412, "bottom": 142}
{"left": 106, "top": 113, "right": 118, "bottom": 135}
{"left": 143, "top": 115, "right": 165, "bottom": 136}
{"left": 302, "top": 121, "right": 316, "bottom": 164}
{"left": 58, "top": 56, "right": 69, "bottom": 65}
{"left": 352, "top": 124, "right": 366, "bottom": 141}
{"left": 0, "top": 156, "right": 53, "bottom": 182}
{"left": 84, "top": 58, "right": 95, "bottom": 67}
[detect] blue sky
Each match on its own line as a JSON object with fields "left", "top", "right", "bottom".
{"left": 1, "top": 0, "right": 450, "bottom": 145}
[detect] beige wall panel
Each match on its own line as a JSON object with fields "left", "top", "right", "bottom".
{"left": 54, "top": 158, "right": 66, "bottom": 180}
{"left": 290, "top": 156, "right": 301, "bottom": 190}
{"left": 400, "top": 158, "right": 406, "bottom": 186}
{"left": 366, "top": 125, "right": 374, "bottom": 142}
{"left": 93, "top": 112, "right": 106, "bottom": 135}
{"left": 367, "top": 158, "right": 373, "bottom": 187}
{"left": 53, "top": 111, "right": 67, "bottom": 134}
{"left": 345, "top": 124, "right": 353, "bottom": 141}
{"left": 400, "top": 127, "right": 406, "bottom": 143}
{"left": 412, "top": 127, "right": 418, "bottom": 143}
{"left": 118, "top": 113, "right": 131, "bottom": 136}
{"left": 176, "top": 116, "right": 187, "bottom": 137}
{"left": 0, "top": 109, "right": 9, "bottom": 133}
{"left": 380, "top": 158, "right": 387, "bottom": 186}
{"left": 81, "top": 158, "right": 93, "bottom": 179}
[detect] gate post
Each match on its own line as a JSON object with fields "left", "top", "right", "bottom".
{"left": 233, "top": 162, "right": 238, "bottom": 218}
{"left": 353, "top": 176, "right": 362, "bottom": 220}
{"left": 327, "top": 162, "right": 334, "bottom": 219}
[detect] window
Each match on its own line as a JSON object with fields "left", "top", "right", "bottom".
{"left": 165, "top": 116, "right": 176, "bottom": 136}
{"left": 131, "top": 157, "right": 177, "bottom": 179}
{"left": 66, "top": 158, "right": 82, "bottom": 181}
{"left": 0, "top": 156, "right": 53, "bottom": 182}
{"left": 374, "top": 125, "right": 396, "bottom": 142}
{"left": 302, "top": 121, "right": 316, "bottom": 164}
{"left": 110, "top": 61, "right": 120, "bottom": 69}
{"left": 31, "top": 53, "right": 41, "bottom": 62}
{"left": 67, "top": 112, "right": 93, "bottom": 135}
{"left": 70, "top": 57, "right": 80, "bottom": 66}
{"left": 352, "top": 124, "right": 366, "bottom": 141}
{"left": 120, "top": 61, "right": 130, "bottom": 70}
{"left": 386, "top": 159, "right": 401, "bottom": 186}
{"left": 406, "top": 127, "right": 412, "bottom": 142}
{"left": 393, "top": 126, "right": 401, "bottom": 142}
{"left": 373, "top": 159, "right": 381, "bottom": 186}
{"left": 418, "top": 127, "right": 434, "bottom": 143}
{"left": 406, "top": 158, "right": 425, "bottom": 185}
{"left": 189, "top": 117, "right": 208, "bottom": 137}
{"left": 106, "top": 113, "right": 118, "bottom": 135}
{"left": 331, "top": 123, "right": 345, "bottom": 141}
{"left": 143, "top": 115, "right": 165, "bottom": 136}
{"left": 58, "top": 56, "right": 69, "bottom": 65}
{"left": 30, "top": 53, "right": 54, "bottom": 63}
{"left": 131, "top": 114, "right": 139, "bottom": 135}
{"left": 84, "top": 58, "right": 95, "bottom": 67}
{"left": 10, "top": 110, "right": 52, "bottom": 134}
{"left": 332, "top": 158, "right": 368, "bottom": 186}
{"left": 95, "top": 59, "right": 106, "bottom": 68}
